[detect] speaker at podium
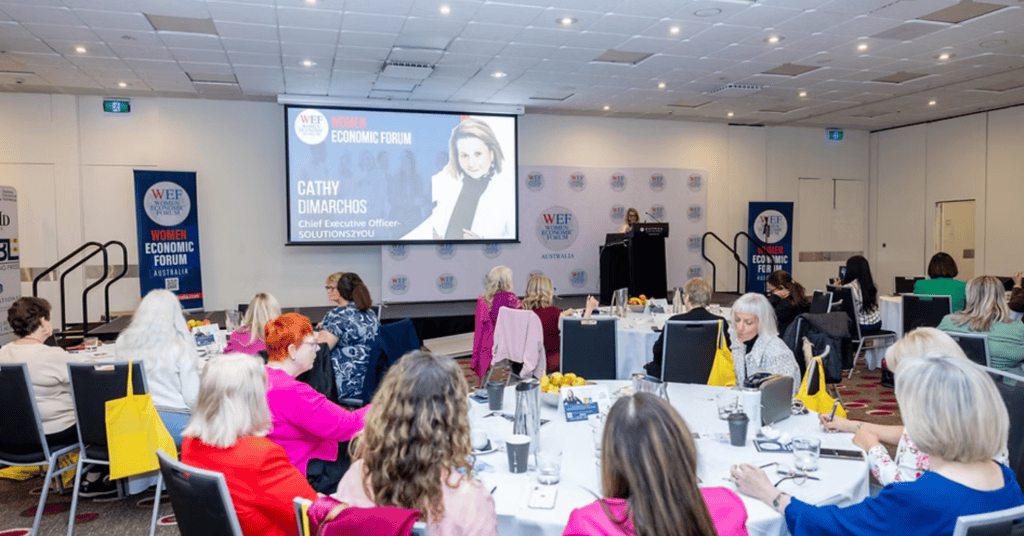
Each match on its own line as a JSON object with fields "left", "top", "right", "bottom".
{"left": 599, "top": 223, "right": 668, "bottom": 304}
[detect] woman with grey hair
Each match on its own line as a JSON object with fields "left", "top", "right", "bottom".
{"left": 730, "top": 292, "right": 800, "bottom": 395}
{"left": 732, "top": 355, "right": 1024, "bottom": 535}
{"left": 938, "top": 275, "right": 1024, "bottom": 372}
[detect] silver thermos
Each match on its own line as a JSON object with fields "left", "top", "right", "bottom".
{"left": 513, "top": 379, "right": 541, "bottom": 454}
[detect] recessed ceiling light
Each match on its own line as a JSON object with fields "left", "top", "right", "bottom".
{"left": 767, "top": 35, "right": 781, "bottom": 44}
{"left": 603, "top": 105, "right": 610, "bottom": 110}
{"left": 727, "top": 112, "right": 734, "bottom": 117}
{"left": 799, "top": 90, "right": 807, "bottom": 97}
{"left": 491, "top": 71, "right": 506, "bottom": 78}
{"left": 118, "top": 82, "right": 127, "bottom": 87}
{"left": 669, "top": 26, "right": 680, "bottom": 35}
{"left": 857, "top": 43, "right": 868, "bottom": 51}
{"left": 302, "top": 59, "right": 315, "bottom": 67}
{"left": 694, "top": 8, "right": 721, "bottom": 17}
{"left": 440, "top": 5, "right": 450, "bottom": 15}
{"left": 75, "top": 46, "right": 87, "bottom": 53}
{"left": 938, "top": 52, "right": 951, "bottom": 60}
{"left": 558, "top": 17, "right": 577, "bottom": 26}
{"left": 305, "top": 0, "right": 315, "bottom": 4}
{"left": 928, "top": 100, "right": 937, "bottom": 105}
{"left": 658, "top": 82, "right": 666, "bottom": 89}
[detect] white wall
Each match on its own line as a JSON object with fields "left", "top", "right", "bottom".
{"left": 0, "top": 93, "right": 873, "bottom": 323}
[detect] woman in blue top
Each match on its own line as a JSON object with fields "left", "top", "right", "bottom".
{"left": 732, "top": 354, "right": 1024, "bottom": 536}
{"left": 318, "top": 272, "right": 379, "bottom": 401}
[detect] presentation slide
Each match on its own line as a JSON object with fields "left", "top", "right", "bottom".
{"left": 285, "top": 105, "right": 518, "bottom": 245}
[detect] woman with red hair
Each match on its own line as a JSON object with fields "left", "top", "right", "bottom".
{"left": 264, "top": 313, "right": 370, "bottom": 476}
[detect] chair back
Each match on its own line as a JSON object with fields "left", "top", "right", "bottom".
{"left": 67, "top": 362, "right": 148, "bottom": 457}
{"left": 946, "top": 332, "right": 991, "bottom": 368}
{"left": 0, "top": 363, "right": 51, "bottom": 461}
{"left": 952, "top": 503, "right": 1024, "bottom": 536}
{"left": 827, "top": 285, "right": 863, "bottom": 340}
{"left": 661, "top": 320, "right": 720, "bottom": 384}
{"left": 560, "top": 317, "right": 617, "bottom": 380}
{"left": 809, "top": 290, "right": 833, "bottom": 314}
{"left": 902, "top": 294, "right": 952, "bottom": 334}
{"left": 157, "top": 450, "right": 243, "bottom": 536}
{"left": 984, "top": 367, "right": 1024, "bottom": 495}
{"left": 895, "top": 276, "right": 924, "bottom": 295}
{"left": 358, "top": 318, "right": 420, "bottom": 404}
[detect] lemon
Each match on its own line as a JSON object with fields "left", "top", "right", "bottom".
{"left": 573, "top": 377, "right": 586, "bottom": 386}
{"left": 549, "top": 372, "right": 563, "bottom": 386}
{"left": 563, "top": 373, "right": 577, "bottom": 385}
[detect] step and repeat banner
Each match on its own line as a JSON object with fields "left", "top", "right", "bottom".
{"left": 0, "top": 186, "right": 20, "bottom": 344}
{"left": 380, "top": 166, "right": 708, "bottom": 303}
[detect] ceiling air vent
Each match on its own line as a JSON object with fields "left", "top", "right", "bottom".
{"left": 381, "top": 61, "right": 433, "bottom": 80}
{"left": 707, "top": 83, "right": 761, "bottom": 97}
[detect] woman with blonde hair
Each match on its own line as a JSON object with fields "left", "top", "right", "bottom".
{"left": 115, "top": 289, "right": 200, "bottom": 446}
{"left": 734, "top": 355, "right": 1024, "bottom": 535}
{"left": 730, "top": 292, "right": 800, "bottom": 395}
{"left": 471, "top": 266, "right": 520, "bottom": 380}
{"left": 938, "top": 275, "right": 1024, "bottom": 372}
{"left": 225, "top": 292, "right": 282, "bottom": 356}
{"left": 182, "top": 352, "right": 317, "bottom": 536}
{"left": 521, "top": 274, "right": 598, "bottom": 373}
{"left": 333, "top": 350, "right": 497, "bottom": 536}
{"left": 565, "top": 392, "right": 747, "bottom": 536}
{"left": 618, "top": 207, "right": 640, "bottom": 233}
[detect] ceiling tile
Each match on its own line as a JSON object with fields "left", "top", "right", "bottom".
{"left": 336, "top": 45, "right": 389, "bottom": 62}
{"left": 337, "top": 31, "right": 397, "bottom": 49}
{"left": 73, "top": 9, "right": 153, "bottom": 31}
{"left": 21, "top": 23, "right": 98, "bottom": 41}
{"left": 207, "top": 1, "right": 276, "bottom": 25}
{"left": 109, "top": 44, "right": 175, "bottom": 60}
{"left": 585, "top": 14, "right": 660, "bottom": 36}
{"left": 123, "top": 58, "right": 180, "bottom": 72}
{"left": 344, "top": 0, "right": 415, "bottom": 17}
{"left": 279, "top": 27, "right": 339, "bottom": 46}
{"left": 221, "top": 37, "right": 280, "bottom": 54}
{"left": 158, "top": 32, "right": 224, "bottom": 50}
{"left": 45, "top": 40, "right": 116, "bottom": 57}
{"left": 692, "top": 23, "right": 764, "bottom": 45}
{"left": 277, "top": 6, "right": 342, "bottom": 30}
{"left": 92, "top": 29, "right": 164, "bottom": 47}
{"left": 408, "top": 0, "right": 481, "bottom": 21}
{"left": 0, "top": 4, "right": 84, "bottom": 25}
{"left": 342, "top": 12, "right": 406, "bottom": 34}
{"left": 227, "top": 51, "right": 280, "bottom": 67}
{"left": 0, "top": 37, "right": 57, "bottom": 54}
{"left": 170, "top": 48, "right": 229, "bottom": 63}
{"left": 459, "top": 22, "right": 522, "bottom": 42}
{"left": 473, "top": 3, "right": 544, "bottom": 26}
{"left": 213, "top": 21, "right": 278, "bottom": 40}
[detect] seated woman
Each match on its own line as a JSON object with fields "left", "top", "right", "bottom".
{"left": 182, "top": 353, "right": 318, "bottom": 536}
{"left": 733, "top": 354, "right": 1024, "bottom": 536}
{"left": 914, "top": 252, "right": 967, "bottom": 312}
{"left": 317, "top": 272, "right": 380, "bottom": 401}
{"left": 333, "top": 350, "right": 497, "bottom": 536}
{"left": 730, "top": 293, "right": 801, "bottom": 395}
{"left": 115, "top": 289, "right": 200, "bottom": 447}
{"left": 647, "top": 277, "right": 731, "bottom": 379}
{"left": 821, "top": 327, "right": 970, "bottom": 485}
{"left": 938, "top": 275, "right": 1024, "bottom": 372}
{"left": 564, "top": 392, "right": 748, "bottom": 536}
{"left": 520, "top": 274, "right": 597, "bottom": 374}
{"left": 841, "top": 255, "right": 882, "bottom": 332}
{"left": 472, "top": 265, "right": 521, "bottom": 381}
{"left": 265, "top": 313, "right": 370, "bottom": 476}
{"left": 225, "top": 292, "right": 281, "bottom": 356}
{"left": 766, "top": 270, "right": 810, "bottom": 336}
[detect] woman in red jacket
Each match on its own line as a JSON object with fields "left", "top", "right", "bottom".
{"left": 181, "top": 352, "right": 318, "bottom": 536}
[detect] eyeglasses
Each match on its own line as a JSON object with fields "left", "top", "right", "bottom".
{"left": 325, "top": 286, "right": 336, "bottom": 291}
{"left": 302, "top": 338, "right": 318, "bottom": 348}
{"left": 761, "top": 463, "right": 813, "bottom": 486}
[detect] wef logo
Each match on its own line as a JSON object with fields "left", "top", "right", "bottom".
{"left": 569, "top": 173, "right": 586, "bottom": 192}
{"left": 388, "top": 245, "right": 408, "bottom": 261}
{"left": 144, "top": 181, "right": 191, "bottom": 227}
{"left": 610, "top": 173, "right": 626, "bottom": 192}
{"left": 649, "top": 173, "right": 665, "bottom": 192}
{"left": 536, "top": 206, "right": 578, "bottom": 251}
{"left": 527, "top": 172, "right": 544, "bottom": 192}
{"left": 570, "top": 270, "right": 587, "bottom": 289}
{"left": 436, "top": 243, "right": 456, "bottom": 260}
{"left": 389, "top": 276, "right": 409, "bottom": 295}
{"left": 436, "top": 273, "right": 457, "bottom": 294}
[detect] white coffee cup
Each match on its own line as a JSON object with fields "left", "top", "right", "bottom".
{"left": 471, "top": 430, "right": 489, "bottom": 450}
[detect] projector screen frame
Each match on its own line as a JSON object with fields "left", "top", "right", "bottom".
{"left": 283, "top": 104, "right": 520, "bottom": 247}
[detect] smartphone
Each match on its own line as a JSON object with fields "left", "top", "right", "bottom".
{"left": 528, "top": 486, "right": 557, "bottom": 509}
{"left": 820, "top": 447, "right": 865, "bottom": 460}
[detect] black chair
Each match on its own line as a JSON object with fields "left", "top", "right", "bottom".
{"left": 0, "top": 364, "right": 81, "bottom": 536}
{"left": 157, "top": 450, "right": 243, "bottom": 536}
{"left": 953, "top": 503, "right": 1024, "bottom": 536}
{"left": 828, "top": 285, "right": 896, "bottom": 378}
{"left": 560, "top": 317, "right": 617, "bottom": 380}
{"left": 902, "top": 294, "right": 952, "bottom": 334}
{"left": 946, "top": 332, "right": 991, "bottom": 368}
{"left": 983, "top": 367, "right": 1024, "bottom": 496}
{"left": 809, "top": 290, "right": 833, "bottom": 314}
{"left": 66, "top": 362, "right": 162, "bottom": 536}
{"left": 895, "top": 276, "right": 924, "bottom": 295}
{"left": 661, "top": 320, "right": 721, "bottom": 384}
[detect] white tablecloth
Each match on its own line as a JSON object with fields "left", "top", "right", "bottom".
{"left": 470, "top": 381, "right": 869, "bottom": 536}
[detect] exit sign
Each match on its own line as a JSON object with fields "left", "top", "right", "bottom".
{"left": 826, "top": 128, "right": 843, "bottom": 140}
{"left": 103, "top": 99, "right": 131, "bottom": 113}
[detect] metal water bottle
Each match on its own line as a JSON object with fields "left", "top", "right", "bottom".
{"left": 513, "top": 379, "right": 541, "bottom": 454}
{"left": 741, "top": 387, "right": 762, "bottom": 430}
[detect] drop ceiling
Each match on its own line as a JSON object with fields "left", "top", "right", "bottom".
{"left": 2, "top": 0, "right": 1024, "bottom": 130}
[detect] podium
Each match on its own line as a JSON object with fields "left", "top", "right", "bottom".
{"left": 599, "top": 223, "right": 669, "bottom": 303}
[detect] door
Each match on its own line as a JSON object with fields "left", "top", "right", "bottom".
{"left": 936, "top": 200, "right": 975, "bottom": 280}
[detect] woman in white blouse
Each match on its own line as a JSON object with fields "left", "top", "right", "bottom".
{"left": 730, "top": 292, "right": 801, "bottom": 396}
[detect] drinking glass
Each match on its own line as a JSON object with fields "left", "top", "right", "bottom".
{"left": 537, "top": 450, "right": 562, "bottom": 485}
{"left": 792, "top": 437, "right": 821, "bottom": 472}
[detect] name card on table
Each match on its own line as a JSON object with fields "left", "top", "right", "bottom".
{"left": 561, "top": 384, "right": 611, "bottom": 422}
{"left": 192, "top": 324, "right": 219, "bottom": 347}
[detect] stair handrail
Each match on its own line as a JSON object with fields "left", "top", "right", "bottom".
{"left": 732, "top": 231, "right": 777, "bottom": 294}
{"left": 100, "top": 241, "right": 129, "bottom": 323}
{"left": 58, "top": 246, "right": 109, "bottom": 337}
{"left": 701, "top": 231, "right": 744, "bottom": 294}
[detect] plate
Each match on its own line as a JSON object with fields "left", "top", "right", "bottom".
{"left": 474, "top": 388, "right": 488, "bottom": 399}
{"left": 473, "top": 441, "right": 499, "bottom": 455}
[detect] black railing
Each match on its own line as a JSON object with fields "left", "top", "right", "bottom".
{"left": 733, "top": 231, "right": 776, "bottom": 294}
{"left": 700, "top": 231, "right": 778, "bottom": 294}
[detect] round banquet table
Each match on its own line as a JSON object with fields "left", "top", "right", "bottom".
{"left": 470, "top": 381, "right": 869, "bottom": 536}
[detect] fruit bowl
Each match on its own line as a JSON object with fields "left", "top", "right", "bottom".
{"left": 627, "top": 304, "right": 645, "bottom": 312}
{"left": 541, "top": 391, "right": 560, "bottom": 407}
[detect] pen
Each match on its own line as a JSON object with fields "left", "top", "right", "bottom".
{"left": 827, "top": 400, "right": 840, "bottom": 422}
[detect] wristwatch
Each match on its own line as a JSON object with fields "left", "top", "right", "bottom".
{"left": 772, "top": 492, "right": 788, "bottom": 509}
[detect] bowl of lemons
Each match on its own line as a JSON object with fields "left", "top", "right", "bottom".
{"left": 540, "top": 372, "right": 587, "bottom": 407}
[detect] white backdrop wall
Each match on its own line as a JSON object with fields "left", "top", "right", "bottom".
{"left": 0, "top": 92, "right": 876, "bottom": 323}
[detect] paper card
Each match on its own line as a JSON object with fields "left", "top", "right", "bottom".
{"left": 192, "top": 324, "right": 219, "bottom": 347}
{"left": 561, "top": 384, "right": 611, "bottom": 421}
{"left": 753, "top": 439, "right": 792, "bottom": 453}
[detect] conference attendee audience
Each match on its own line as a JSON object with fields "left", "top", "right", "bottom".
{"left": 334, "top": 350, "right": 497, "bottom": 536}
{"left": 646, "top": 277, "right": 731, "bottom": 378}
{"left": 472, "top": 265, "right": 521, "bottom": 380}
{"left": 521, "top": 274, "right": 598, "bottom": 373}
{"left": 733, "top": 355, "right": 1024, "bottom": 536}
{"left": 266, "top": 313, "right": 369, "bottom": 476}
{"left": 821, "top": 328, "right": 971, "bottom": 485}
{"left": 182, "top": 352, "right": 317, "bottom": 536}
{"left": 563, "top": 392, "right": 748, "bottom": 536}
{"left": 841, "top": 255, "right": 882, "bottom": 332}
{"left": 766, "top": 270, "right": 811, "bottom": 336}
{"left": 618, "top": 207, "right": 640, "bottom": 233}
{"left": 913, "top": 252, "right": 967, "bottom": 312}
{"left": 938, "top": 275, "right": 1024, "bottom": 372}
{"left": 225, "top": 292, "right": 281, "bottom": 356}
{"left": 0, "top": 297, "right": 81, "bottom": 449}
{"left": 115, "top": 289, "right": 200, "bottom": 447}
{"left": 317, "top": 272, "right": 380, "bottom": 401}
{"left": 1009, "top": 271, "right": 1024, "bottom": 314}
{"left": 730, "top": 293, "right": 800, "bottom": 395}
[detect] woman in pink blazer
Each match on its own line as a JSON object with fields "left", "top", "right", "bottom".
{"left": 471, "top": 266, "right": 520, "bottom": 382}
{"left": 564, "top": 393, "right": 748, "bottom": 536}
{"left": 263, "top": 313, "right": 370, "bottom": 476}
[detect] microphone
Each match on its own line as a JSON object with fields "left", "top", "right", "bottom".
{"left": 646, "top": 211, "right": 661, "bottom": 222}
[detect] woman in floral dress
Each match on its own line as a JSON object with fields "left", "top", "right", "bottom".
{"left": 318, "top": 272, "right": 380, "bottom": 401}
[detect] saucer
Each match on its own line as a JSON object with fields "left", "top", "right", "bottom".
{"left": 473, "top": 440, "right": 498, "bottom": 455}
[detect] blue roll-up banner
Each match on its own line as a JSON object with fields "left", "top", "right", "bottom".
{"left": 747, "top": 202, "right": 793, "bottom": 294}
{"left": 134, "top": 170, "right": 204, "bottom": 310}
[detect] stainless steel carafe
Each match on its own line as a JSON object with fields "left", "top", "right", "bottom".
{"left": 513, "top": 379, "right": 541, "bottom": 454}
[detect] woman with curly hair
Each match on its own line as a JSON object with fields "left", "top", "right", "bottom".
{"left": 333, "top": 350, "right": 497, "bottom": 536}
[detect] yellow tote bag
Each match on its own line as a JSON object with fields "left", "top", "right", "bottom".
{"left": 795, "top": 356, "right": 847, "bottom": 419}
{"left": 707, "top": 321, "right": 736, "bottom": 387}
{"left": 105, "top": 361, "right": 178, "bottom": 479}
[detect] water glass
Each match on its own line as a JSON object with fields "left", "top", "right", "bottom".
{"left": 716, "top": 393, "right": 739, "bottom": 419}
{"left": 537, "top": 450, "right": 562, "bottom": 485}
{"left": 792, "top": 437, "right": 821, "bottom": 472}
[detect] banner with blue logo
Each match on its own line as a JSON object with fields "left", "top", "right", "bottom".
{"left": 134, "top": 171, "right": 204, "bottom": 310}
{"left": 0, "top": 186, "right": 21, "bottom": 344}
{"left": 747, "top": 202, "right": 793, "bottom": 294}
